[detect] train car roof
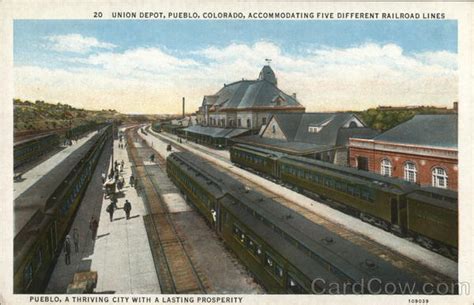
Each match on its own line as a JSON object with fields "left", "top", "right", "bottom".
{"left": 167, "top": 152, "right": 226, "bottom": 198}
{"left": 407, "top": 187, "right": 458, "bottom": 211}
{"left": 14, "top": 132, "right": 57, "bottom": 147}
{"left": 14, "top": 130, "right": 103, "bottom": 237}
{"left": 220, "top": 194, "right": 344, "bottom": 288}
{"left": 279, "top": 154, "right": 418, "bottom": 193}
{"left": 224, "top": 189, "right": 424, "bottom": 289}
{"left": 180, "top": 150, "right": 423, "bottom": 287}
{"left": 232, "top": 143, "right": 286, "bottom": 158}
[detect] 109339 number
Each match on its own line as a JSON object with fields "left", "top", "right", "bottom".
{"left": 408, "top": 299, "right": 429, "bottom": 304}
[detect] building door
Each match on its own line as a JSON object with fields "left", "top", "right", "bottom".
{"left": 357, "top": 156, "right": 369, "bottom": 171}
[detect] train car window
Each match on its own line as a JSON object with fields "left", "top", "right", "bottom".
{"left": 232, "top": 224, "right": 241, "bottom": 237}
{"left": 265, "top": 253, "right": 274, "bottom": 268}
{"left": 240, "top": 233, "right": 246, "bottom": 243}
{"left": 35, "top": 248, "right": 43, "bottom": 270}
{"left": 353, "top": 187, "right": 360, "bottom": 198}
{"left": 287, "top": 275, "right": 305, "bottom": 294}
{"left": 347, "top": 185, "right": 354, "bottom": 196}
{"left": 275, "top": 264, "right": 284, "bottom": 278}
{"left": 23, "top": 262, "right": 33, "bottom": 289}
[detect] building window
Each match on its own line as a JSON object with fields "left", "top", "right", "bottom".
{"left": 432, "top": 167, "right": 448, "bottom": 189}
{"left": 262, "top": 117, "right": 267, "bottom": 125}
{"left": 238, "top": 119, "right": 241, "bottom": 127}
{"left": 404, "top": 162, "right": 417, "bottom": 183}
{"left": 380, "top": 159, "right": 392, "bottom": 177}
{"left": 247, "top": 119, "right": 251, "bottom": 128}
{"left": 272, "top": 125, "right": 276, "bottom": 134}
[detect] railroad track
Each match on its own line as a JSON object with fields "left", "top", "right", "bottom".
{"left": 126, "top": 127, "right": 207, "bottom": 294}
{"left": 145, "top": 126, "right": 457, "bottom": 287}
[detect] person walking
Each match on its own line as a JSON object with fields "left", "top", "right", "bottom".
{"left": 72, "top": 228, "right": 79, "bottom": 253}
{"left": 64, "top": 235, "right": 72, "bottom": 265}
{"left": 129, "top": 175, "right": 135, "bottom": 187}
{"left": 89, "top": 217, "right": 98, "bottom": 240}
{"left": 106, "top": 203, "right": 115, "bottom": 222}
{"left": 111, "top": 196, "right": 118, "bottom": 209}
{"left": 123, "top": 200, "right": 132, "bottom": 220}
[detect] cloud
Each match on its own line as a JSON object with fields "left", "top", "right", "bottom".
{"left": 15, "top": 41, "right": 458, "bottom": 114}
{"left": 46, "top": 34, "right": 116, "bottom": 53}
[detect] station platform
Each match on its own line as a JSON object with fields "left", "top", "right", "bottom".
{"left": 14, "top": 131, "right": 98, "bottom": 199}
{"left": 46, "top": 132, "right": 160, "bottom": 294}
{"left": 149, "top": 127, "right": 457, "bottom": 280}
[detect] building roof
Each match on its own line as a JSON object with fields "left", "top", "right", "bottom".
{"left": 373, "top": 114, "right": 457, "bottom": 149}
{"left": 206, "top": 66, "right": 304, "bottom": 111}
{"left": 241, "top": 112, "right": 379, "bottom": 154}
{"left": 234, "top": 135, "right": 331, "bottom": 155}
{"left": 183, "top": 125, "right": 249, "bottom": 139}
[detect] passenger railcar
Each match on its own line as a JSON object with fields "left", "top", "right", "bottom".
{"left": 14, "top": 125, "right": 112, "bottom": 293}
{"left": 406, "top": 187, "right": 458, "bottom": 256}
{"left": 229, "top": 144, "right": 458, "bottom": 259}
{"left": 167, "top": 152, "right": 431, "bottom": 294}
{"left": 14, "top": 133, "right": 60, "bottom": 169}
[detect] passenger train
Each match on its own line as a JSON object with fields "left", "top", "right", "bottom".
{"left": 229, "top": 144, "right": 458, "bottom": 260}
{"left": 166, "top": 151, "right": 454, "bottom": 294}
{"left": 14, "top": 125, "right": 112, "bottom": 293}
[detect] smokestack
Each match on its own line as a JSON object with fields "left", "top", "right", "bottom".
{"left": 182, "top": 97, "right": 185, "bottom": 118}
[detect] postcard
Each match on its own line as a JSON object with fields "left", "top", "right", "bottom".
{"left": 0, "top": 1, "right": 473, "bottom": 305}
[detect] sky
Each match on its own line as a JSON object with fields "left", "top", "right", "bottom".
{"left": 14, "top": 20, "right": 458, "bottom": 114}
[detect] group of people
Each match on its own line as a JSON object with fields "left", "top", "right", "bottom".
{"left": 106, "top": 199, "right": 133, "bottom": 222}
{"left": 118, "top": 135, "right": 127, "bottom": 149}
{"left": 62, "top": 137, "right": 141, "bottom": 267}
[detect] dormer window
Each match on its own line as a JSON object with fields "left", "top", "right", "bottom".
{"left": 272, "top": 95, "right": 286, "bottom": 106}
{"left": 308, "top": 126, "right": 322, "bottom": 133}
{"left": 308, "top": 117, "right": 333, "bottom": 133}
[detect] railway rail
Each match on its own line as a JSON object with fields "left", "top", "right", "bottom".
{"left": 126, "top": 127, "right": 207, "bottom": 294}
{"left": 144, "top": 126, "right": 456, "bottom": 285}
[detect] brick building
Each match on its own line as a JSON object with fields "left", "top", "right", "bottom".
{"left": 349, "top": 114, "right": 458, "bottom": 190}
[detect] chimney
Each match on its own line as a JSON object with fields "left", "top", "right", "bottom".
{"left": 182, "top": 97, "right": 185, "bottom": 118}
{"left": 292, "top": 93, "right": 297, "bottom": 99}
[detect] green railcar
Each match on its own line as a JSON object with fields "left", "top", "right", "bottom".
{"left": 167, "top": 155, "right": 223, "bottom": 226}
{"left": 230, "top": 144, "right": 281, "bottom": 178}
{"left": 277, "top": 156, "right": 416, "bottom": 232}
{"left": 229, "top": 144, "right": 458, "bottom": 259}
{"left": 406, "top": 187, "right": 458, "bottom": 253}
{"left": 166, "top": 152, "right": 430, "bottom": 294}
{"left": 14, "top": 126, "right": 111, "bottom": 293}
{"left": 14, "top": 133, "right": 60, "bottom": 169}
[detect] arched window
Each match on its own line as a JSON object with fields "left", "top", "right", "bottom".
{"left": 404, "top": 162, "right": 417, "bottom": 183}
{"left": 432, "top": 167, "right": 448, "bottom": 189}
{"left": 349, "top": 121, "right": 358, "bottom": 128}
{"left": 380, "top": 159, "right": 392, "bottom": 177}
{"left": 272, "top": 125, "right": 276, "bottom": 134}
{"left": 247, "top": 119, "right": 251, "bottom": 128}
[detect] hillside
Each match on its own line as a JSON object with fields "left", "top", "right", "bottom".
{"left": 13, "top": 99, "right": 162, "bottom": 134}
